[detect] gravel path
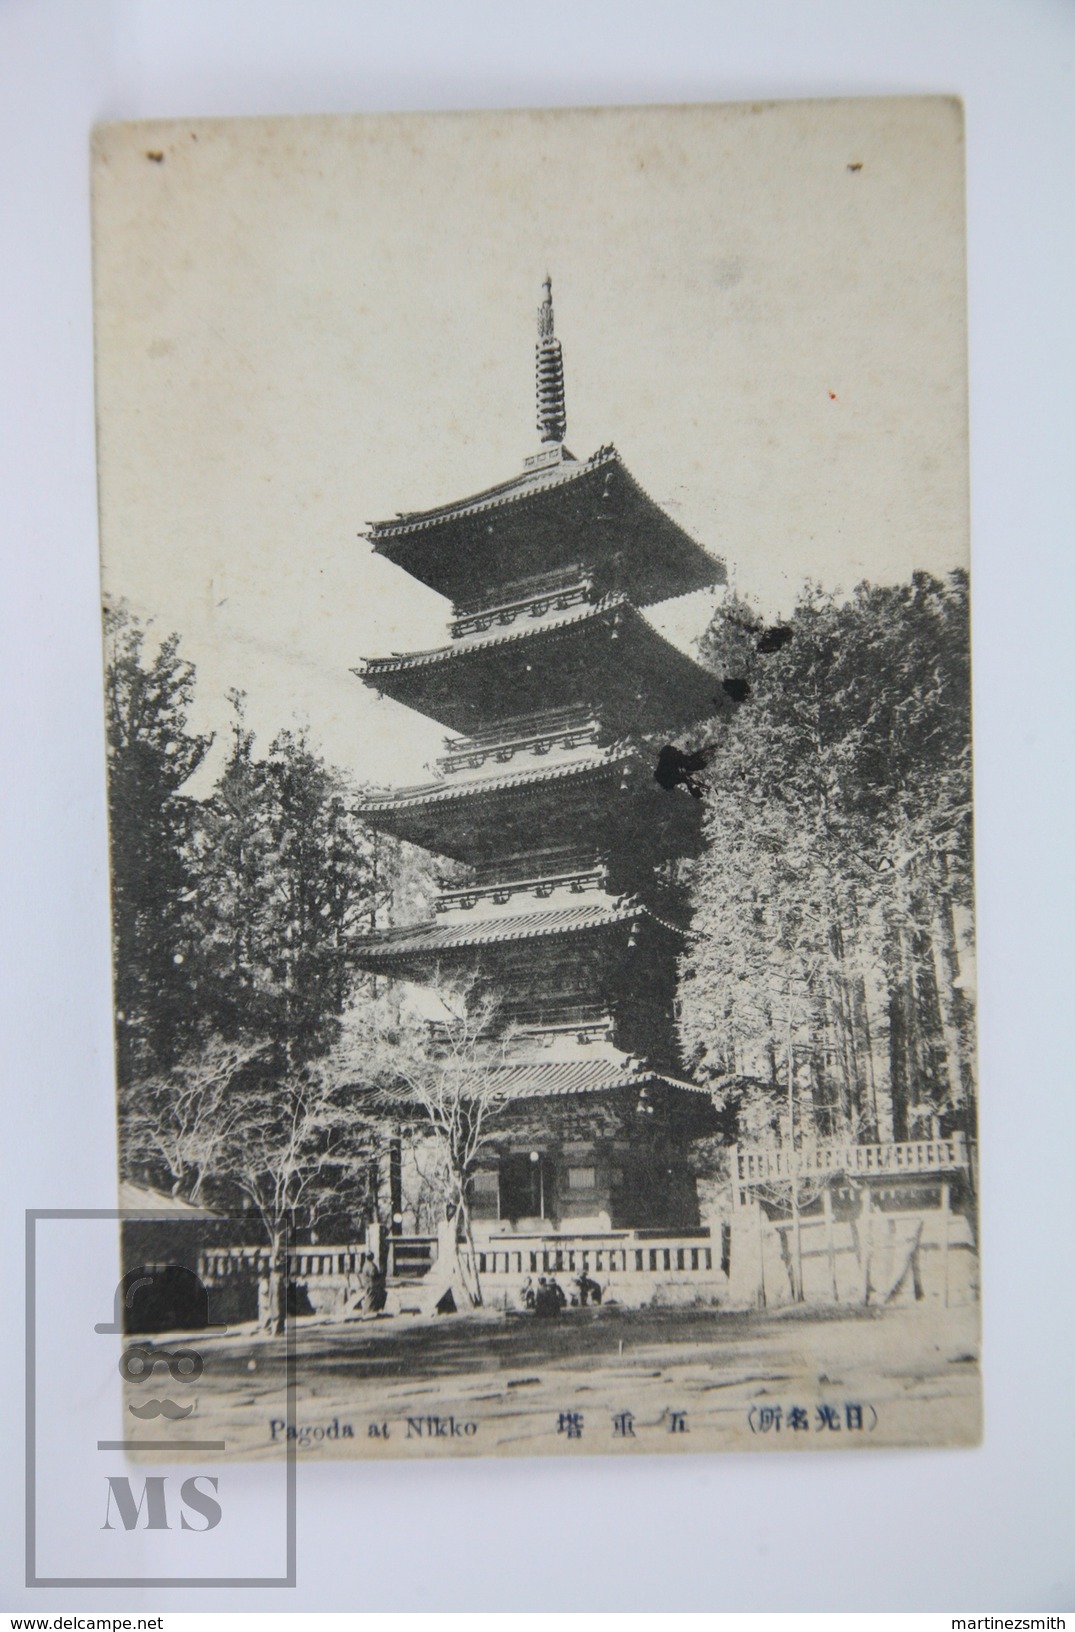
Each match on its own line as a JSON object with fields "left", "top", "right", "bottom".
{"left": 132, "top": 1301, "right": 981, "bottom": 1460}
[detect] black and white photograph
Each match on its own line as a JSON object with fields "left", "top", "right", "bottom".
{"left": 89, "top": 98, "right": 981, "bottom": 1461}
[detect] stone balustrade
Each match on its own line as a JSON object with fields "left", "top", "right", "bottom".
{"left": 199, "top": 1245, "right": 368, "bottom": 1280}
{"left": 730, "top": 1135, "right": 970, "bottom": 1208}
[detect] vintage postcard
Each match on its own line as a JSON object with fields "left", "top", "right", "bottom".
{"left": 91, "top": 99, "right": 978, "bottom": 1460}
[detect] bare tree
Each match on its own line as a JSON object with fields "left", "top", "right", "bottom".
{"left": 225, "top": 1063, "right": 379, "bottom": 1334}
{"left": 337, "top": 978, "right": 520, "bottom": 1309}
{"left": 119, "top": 1037, "right": 262, "bottom": 1203}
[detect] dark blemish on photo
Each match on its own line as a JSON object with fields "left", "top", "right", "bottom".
{"left": 146, "top": 151, "right": 164, "bottom": 163}
{"left": 756, "top": 625, "right": 793, "bottom": 655}
{"left": 828, "top": 390, "right": 837, "bottom": 400}
{"left": 722, "top": 677, "right": 750, "bottom": 704}
{"left": 654, "top": 744, "right": 710, "bottom": 799}
{"left": 847, "top": 161, "right": 863, "bottom": 172}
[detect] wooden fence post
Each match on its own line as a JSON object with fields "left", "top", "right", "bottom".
{"left": 940, "top": 1180, "right": 951, "bottom": 1308}
{"left": 859, "top": 1184, "right": 872, "bottom": 1305}
{"left": 822, "top": 1182, "right": 839, "bottom": 1302}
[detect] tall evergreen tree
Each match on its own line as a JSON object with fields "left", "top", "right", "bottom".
{"left": 189, "top": 696, "right": 380, "bottom": 1070}
{"left": 678, "top": 572, "right": 974, "bottom": 1148}
{"left": 104, "top": 603, "right": 213, "bottom": 1081}
{"left": 107, "top": 626, "right": 398, "bottom": 1257}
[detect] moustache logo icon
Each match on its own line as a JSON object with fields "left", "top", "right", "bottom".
{"left": 128, "top": 1398, "right": 196, "bottom": 1420}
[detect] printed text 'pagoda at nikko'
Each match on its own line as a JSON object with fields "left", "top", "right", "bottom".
{"left": 351, "top": 280, "right": 726, "bottom": 1266}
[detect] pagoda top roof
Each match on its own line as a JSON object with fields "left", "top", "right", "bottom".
{"left": 366, "top": 445, "right": 726, "bottom": 609}
{"left": 371, "top": 445, "right": 594, "bottom": 538}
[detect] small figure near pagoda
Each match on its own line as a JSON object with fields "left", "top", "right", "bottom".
{"left": 574, "top": 1268, "right": 603, "bottom": 1307}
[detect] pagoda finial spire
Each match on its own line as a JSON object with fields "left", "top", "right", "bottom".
{"left": 535, "top": 275, "right": 567, "bottom": 444}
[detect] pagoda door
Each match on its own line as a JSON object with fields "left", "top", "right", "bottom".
{"left": 499, "top": 1153, "right": 545, "bottom": 1222}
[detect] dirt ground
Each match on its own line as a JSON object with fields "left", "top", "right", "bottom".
{"left": 135, "top": 1299, "right": 981, "bottom": 1460}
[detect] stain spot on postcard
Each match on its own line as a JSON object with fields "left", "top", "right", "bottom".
{"left": 713, "top": 256, "right": 743, "bottom": 291}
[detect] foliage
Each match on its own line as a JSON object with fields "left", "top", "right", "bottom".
{"left": 225, "top": 1059, "right": 381, "bottom": 1331}
{"left": 106, "top": 616, "right": 394, "bottom": 1285}
{"left": 186, "top": 694, "right": 378, "bottom": 1068}
{"left": 679, "top": 572, "right": 974, "bottom": 1147}
{"left": 104, "top": 602, "right": 213, "bottom": 1079}
{"left": 118, "top": 1036, "right": 262, "bottom": 1202}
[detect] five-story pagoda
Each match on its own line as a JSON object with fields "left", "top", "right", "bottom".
{"left": 352, "top": 281, "right": 726, "bottom": 1236}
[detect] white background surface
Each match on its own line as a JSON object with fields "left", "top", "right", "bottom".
{"left": 2, "top": 0, "right": 1073, "bottom": 1612}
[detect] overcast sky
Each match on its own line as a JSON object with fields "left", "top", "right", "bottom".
{"left": 92, "top": 99, "right": 968, "bottom": 789}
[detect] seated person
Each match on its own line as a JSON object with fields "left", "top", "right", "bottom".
{"left": 533, "top": 1277, "right": 560, "bottom": 1317}
{"left": 575, "top": 1270, "right": 602, "bottom": 1306}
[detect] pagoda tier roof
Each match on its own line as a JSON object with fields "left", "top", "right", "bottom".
{"left": 360, "top": 744, "right": 625, "bottom": 816}
{"left": 366, "top": 446, "right": 725, "bottom": 609}
{"left": 356, "top": 747, "right": 702, "bottom": 866}
{"left": 357, "top": 595, "right": 720, "bottom": 737}
{"left": 369, "top": 1058, "right": 710, "bottom": 1104}
{"left": 349, "top": 898, "right": 685, "bottom": 970}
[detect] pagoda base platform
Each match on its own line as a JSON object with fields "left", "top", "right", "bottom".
{"left": 375, "top": 1219, "right": 728, "bottom": 1313}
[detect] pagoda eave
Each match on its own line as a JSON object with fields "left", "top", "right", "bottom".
{"left": 358, "top": 1059, "right": 713, "bottom": 1112}
{"left": 360, "top": 747, "right": 627, "bottom": 815}
{"left": 358, "top": 599, "right": 720, "bottom": 737}
{"left": 349, "top": 899, "right": 686, "bottom": 982}
{"left": 357, "top": 754, "right": 703, "bottom": 865}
